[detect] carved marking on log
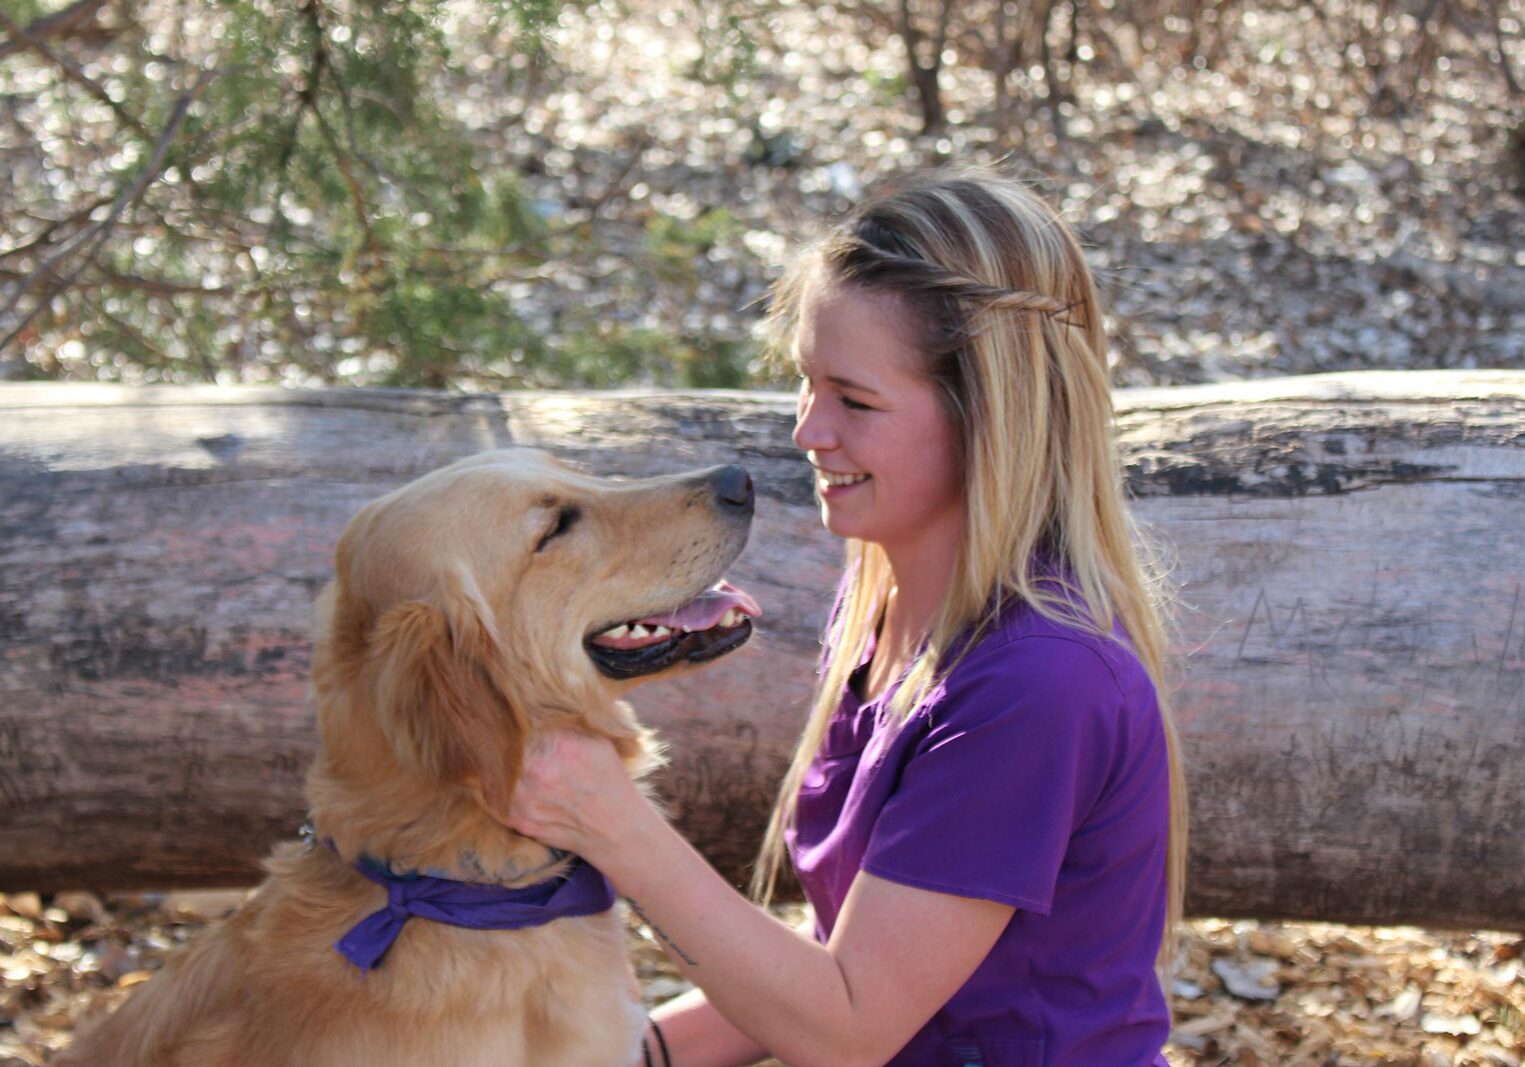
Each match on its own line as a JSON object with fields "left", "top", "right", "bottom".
{"left": 0, "top": 721, "right": 61, "bottom": 815}
{"left": 1226, "top": 580, "right": 1525, "bottom": 710}
{"left": 166, "top": 718, "right": 210, "bottom": 802}
{"left": 1498, "top": 583, "right": 1521, "bottom": 692}
{"left": 652, "top": 717, "right": 785, "bottom": 887}
{"left": 0, "top": 721, "right": 23, "bottom": 808}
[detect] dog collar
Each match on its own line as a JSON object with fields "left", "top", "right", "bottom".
{"left": 329, "top": 845, "right": 616, "bottom": 971}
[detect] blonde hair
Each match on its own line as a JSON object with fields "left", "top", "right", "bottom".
{"left": 751, "top": 167, "right": 1188, "bottom": 975}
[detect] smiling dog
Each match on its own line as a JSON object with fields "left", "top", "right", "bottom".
{"left": 55, "top": 449, "right": 760, "bottom": 1067}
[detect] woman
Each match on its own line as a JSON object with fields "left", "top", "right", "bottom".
{"left": 505, "top": 168, "right": 1187, "bottom": 1067}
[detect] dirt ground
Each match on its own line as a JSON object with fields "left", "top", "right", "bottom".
{"left": 2, "top": 888, "right": 1520, "bottom": 1065}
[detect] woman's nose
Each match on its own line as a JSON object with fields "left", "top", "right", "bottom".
{"left": 792, "top": 392, "right": 834, "bottom": 452}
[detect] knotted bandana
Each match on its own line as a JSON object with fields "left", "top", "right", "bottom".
{"left": 334, "top": 854, "right": 617, "bottom": 971}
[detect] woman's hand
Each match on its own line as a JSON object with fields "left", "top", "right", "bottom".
{"left": 499, "top": 729, "right": 654, "bottom": 868}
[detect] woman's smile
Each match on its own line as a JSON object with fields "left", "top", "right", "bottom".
{"left": 816, "top": 469, "right": 871, "bottom": 495}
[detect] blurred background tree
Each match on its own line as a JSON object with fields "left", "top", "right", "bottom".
{"left": 0, "top": 0, "right": 674, "bottom": 388}
{"left": 2, "top": 0, "right": 1521, "bottom": 390}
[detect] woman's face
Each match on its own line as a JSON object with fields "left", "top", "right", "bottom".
{"left": 791, "top": 277, "right": 964, "bottom": 558}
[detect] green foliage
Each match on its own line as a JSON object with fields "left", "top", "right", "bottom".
{"left": 1, "top": 0, "right": 688, "bottom": 389}
{"left": 571, "top": 324, "right": 749, "bottom": 390}
{"left": 189, "top": 0, "right": 555, "bottom": 385}
{"left": 862, "top": 67, "right": 909, "bottom": 108}
{"left": 686, "top": 0, "right": 758, "bottom": 92}
{"left": 644, "top": 207, "right": 740, "bottom": 274}
{"left": 0, "top": 0, "right": 49, "bottom": 26}
{"left": 673, "top": 334, "right": 749, "bottom": 389}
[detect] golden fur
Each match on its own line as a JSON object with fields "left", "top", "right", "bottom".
{"left": 55, "top": 449, "right": 754, "bottom": 1067}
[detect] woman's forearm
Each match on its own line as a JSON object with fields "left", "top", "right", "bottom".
{"left": 649, "top": 987, "right": 769, "bottom": 1067}
{"left": 502, "top": 731, "right": 891, "bottom": 1064}
{"left": 602, "top": 811, "right": 870, "bottom": 1067}
{"left": 503, "top": 732, "right": 1005, "bottom": 1066}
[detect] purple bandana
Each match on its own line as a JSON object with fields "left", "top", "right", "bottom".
{"left": 335, "top": 855, "right": 617, "bottom": 971}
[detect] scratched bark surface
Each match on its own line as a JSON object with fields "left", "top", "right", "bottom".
{"left": 1, "top": 373, "right": 1522, "bottom": 930}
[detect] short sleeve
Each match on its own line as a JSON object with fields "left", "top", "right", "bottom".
{"left": 860, "top": 636, "right": 1124, "bottom": 914}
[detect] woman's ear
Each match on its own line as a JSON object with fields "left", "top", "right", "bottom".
{"left": 368, "top": 571, "right": 527, "bottom": 815}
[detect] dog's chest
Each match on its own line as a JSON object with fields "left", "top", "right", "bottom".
{"left": 304, "top": 1006, "right": 645, "bottom": 1067}
{"left": 298, "top": 914, "right": 646, "bottom": 1066}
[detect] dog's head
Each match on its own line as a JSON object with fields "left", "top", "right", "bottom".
{"left": 313, "top": 449, "right": 759, "bottom": 815}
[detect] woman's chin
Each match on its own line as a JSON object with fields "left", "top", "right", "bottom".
{"left": 820, "top": 509, "right": 871, "bottom": 543}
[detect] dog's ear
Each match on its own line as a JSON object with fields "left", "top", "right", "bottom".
{"left": 368, "top": 571, "right": 527, "bottom": 814}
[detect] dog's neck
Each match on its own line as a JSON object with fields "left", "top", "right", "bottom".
{"left": 336, "top": 835, "right": 571, "bottom": 887}
{"left": 305, "top": 764, "right": 565, "bottom": 887}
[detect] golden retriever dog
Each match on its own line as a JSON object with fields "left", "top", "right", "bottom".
{"left": 55, "top": 449, "right": 760, "bottom": 1067}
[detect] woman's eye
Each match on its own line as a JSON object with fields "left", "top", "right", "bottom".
{"left": 535, "top": 506, "right": 580, "bottom": 552}
{"left": 840, "top": 396, "right": 872, "bottom": 411}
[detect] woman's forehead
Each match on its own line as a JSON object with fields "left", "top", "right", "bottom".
{"left": 793, "top": 280, "right": 925, "bottom": 381}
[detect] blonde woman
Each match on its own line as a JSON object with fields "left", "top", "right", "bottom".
{"left": 505, "top": 168, "right": 1187, "bottom": 1067}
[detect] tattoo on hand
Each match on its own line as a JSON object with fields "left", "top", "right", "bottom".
{"left": 626, "top": 899, "right": 697, "bottom": 967}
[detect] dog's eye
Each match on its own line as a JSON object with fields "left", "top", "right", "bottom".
{"left": 535, "top": 506, "right": 580, "bottom": 552}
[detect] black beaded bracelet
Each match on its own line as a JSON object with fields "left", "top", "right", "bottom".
{"left": 643, "top": 1018, "right": 667, "bottom": 1067}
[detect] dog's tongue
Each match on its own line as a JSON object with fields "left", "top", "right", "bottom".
{"left": 637, "top": 581, "right": 762, "bottom": 631}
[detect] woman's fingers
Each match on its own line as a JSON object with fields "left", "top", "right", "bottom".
{"left": 502, "top": 729, "right": 638, "bottom": 855}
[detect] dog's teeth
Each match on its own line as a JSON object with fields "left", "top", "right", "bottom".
{"left": 629, "top": 624, "right": 650, "bottom": 638}
{"left": 720, "top": 609, "right": 738, "bottom": 628}
{"left": 605, "top": 624, "right": 630, "bottom": 639}
{"left": 651, "top": 625, "right": 671, "bottom": 638}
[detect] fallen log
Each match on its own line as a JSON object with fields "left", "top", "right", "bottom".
{"left": 1, "top": 372, "right": 1522, "bottom": 930}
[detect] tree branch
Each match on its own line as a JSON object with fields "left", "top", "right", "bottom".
{"left": 311, "top": 104, "right": 378, "bottom": 258}
{"left": 0, "top": 196, "right": 114, "bottom": 263}
{"left": 0, "top": 0, "right": 110, "bottom": 60}
{"left": 1486, "top": 0, "right": 1522, "bottom": 97}
{"left": 0, "top": 66, "right": 220, "bottom": 356}
{"left": 270, "top": 0, "right": 330, "bottom": 242}
{"left": 0, "top": 7, "right": 151, "bottom": 141}
{"left": 82, "top": 294, "right": 178, "bottom": 370}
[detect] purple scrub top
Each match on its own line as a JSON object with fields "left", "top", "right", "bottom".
{"left": 786, "top": 590, "right": 1173, "bottom": 1066}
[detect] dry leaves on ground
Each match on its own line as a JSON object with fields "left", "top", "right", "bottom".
{"left": 2, "top": 890, "right": 1519, "bottom": 1066}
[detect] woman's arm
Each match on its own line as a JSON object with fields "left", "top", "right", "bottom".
{"left": 505, "top": 731, "right": 1013, "bottom": 1067}
{"left": 649, "top": 987, "right": 769, "bottom": 1067}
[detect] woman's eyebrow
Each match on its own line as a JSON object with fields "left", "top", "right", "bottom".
{"left": 793, "top": 356, "right": 885, "bottom": 397}
{"left": 826, "top": 374, "right": 884, "bottom": 397}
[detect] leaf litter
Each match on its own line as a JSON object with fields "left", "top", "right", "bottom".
{"left": 2, "top": 892, "right": 1520, "bottom": 1065}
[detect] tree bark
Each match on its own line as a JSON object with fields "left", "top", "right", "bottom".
{"left": 897, "top": 0, "right": 948, "bottom": 134}
{"left": 1, "top": 372, "right": 1523, "bottom": 930}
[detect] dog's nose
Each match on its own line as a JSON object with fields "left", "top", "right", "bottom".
{"left": 710, "top": 465, "right": 754, "bottom": 514}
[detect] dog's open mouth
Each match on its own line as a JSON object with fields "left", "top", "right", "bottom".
{"left": 585, "top": 581, "right": 762, "bottom": 679}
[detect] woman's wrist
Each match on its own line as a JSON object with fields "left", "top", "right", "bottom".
{"left": 642, "top": 1015, "right": 672, "bottom": 1067}
{"left": 649, "top": 987, "right": 770, "bottom": 1067}
{"left": 586, "top": 794, "right": 673, "bottom": 887}
{"left": 503, "top": 729, "right": 666, "bottom": 867}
